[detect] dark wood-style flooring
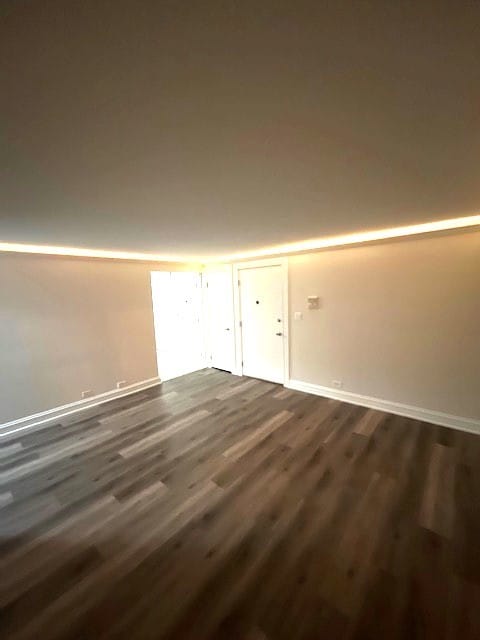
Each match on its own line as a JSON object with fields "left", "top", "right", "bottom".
{"left": 1, "top": 369, "right": 480, "bottom": 639}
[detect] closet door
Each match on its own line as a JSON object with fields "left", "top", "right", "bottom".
{"left": 206, "top": 269, "right": 235, "bottom": 372}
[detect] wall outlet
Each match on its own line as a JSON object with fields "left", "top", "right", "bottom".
{"left": 81, "top": 390, "right": 93, "bottom": 399}
{"left": 116, "top": 380, "right": 128, "bottom": 389}
{"left": 332, "top": 380, "right": 343, "bottom": 389}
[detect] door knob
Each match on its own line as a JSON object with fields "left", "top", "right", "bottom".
{"left": 276, "top": 332, "right": 282, "bottom": 336}
{"left": 225, "top": 328, "right": 230, "bottom": 331}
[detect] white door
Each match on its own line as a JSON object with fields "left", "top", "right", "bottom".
{"left": 151, "top": 271, "right": 204, "bottom": 381}
{"left": 206, "top": 270, "right": 235, "bottom": 372}
{"left": 239, "top": 265, "right": 285, "bottom": 383}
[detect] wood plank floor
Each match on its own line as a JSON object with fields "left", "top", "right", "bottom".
{"left": 1, "top": 368, "right": 480, "bottom": 639}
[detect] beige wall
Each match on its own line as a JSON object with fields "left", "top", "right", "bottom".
{"left": 0, "top": 254, "right": 190, "bottom": 423}
{"left": 289, "top": 230, "right": 480, "bottom": 420}
{"left": 2, "top": 230, "right": 479, "bottom": 425}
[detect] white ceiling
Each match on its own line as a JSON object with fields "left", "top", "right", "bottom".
{"left": 1, "top": 1, "right": 479, "bottom": 259}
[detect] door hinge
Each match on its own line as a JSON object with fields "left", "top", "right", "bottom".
{"left": 238, "top": 279, "right": 241, "bottom": 286}
{"left": 239, "top": 320, "right": 242, "bottom": 327}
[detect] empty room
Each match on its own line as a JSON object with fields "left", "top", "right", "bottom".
{"left": 1, "top": 2, "right": 480, "bottom": 639}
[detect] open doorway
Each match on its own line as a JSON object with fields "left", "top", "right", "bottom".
{"left": 150, "top": 271, "right": 204, "bottom": 381}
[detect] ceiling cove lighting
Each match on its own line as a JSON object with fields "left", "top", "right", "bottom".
{"left": 216, "top": 214, "right": 480, "bottom": 262}
{"left": 0, "top": 214, "right": 479, "bottom": 263}
{"left": 0, "top": 242, "right": 196, "bottom": 264}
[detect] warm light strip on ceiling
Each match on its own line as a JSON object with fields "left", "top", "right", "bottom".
{"left": 215, "top": 214, "right": 480, "bottom": 262}
{"left": 0, "top": 214, "right": 479, "bottom": 263}
{"left": 0, "top": 242, "right": 195, "bottom": 264}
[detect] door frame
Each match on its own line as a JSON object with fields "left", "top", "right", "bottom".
{"left": 232, "top": 257, "right": 289, "bottom": 384}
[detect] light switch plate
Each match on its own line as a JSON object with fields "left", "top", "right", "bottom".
{"left": 294, "top": 311, "right": 303, "bottom": 320}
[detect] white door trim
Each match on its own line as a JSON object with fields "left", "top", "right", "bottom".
{"left": 232, "top": 258, "right": 289, "bottom": 384}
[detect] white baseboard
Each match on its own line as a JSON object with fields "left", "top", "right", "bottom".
{"left": 0, "top": 376, "right": 161, "bottom": 439}
{"left": 3, "top": 374, "right": 478, "bottom": 440}
{"left": 286, "top": 379, "right": 480, "bottom": 435}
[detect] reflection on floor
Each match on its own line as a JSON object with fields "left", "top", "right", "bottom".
{"left": 1, "top": 368, "right": 479, "bottom": 639}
